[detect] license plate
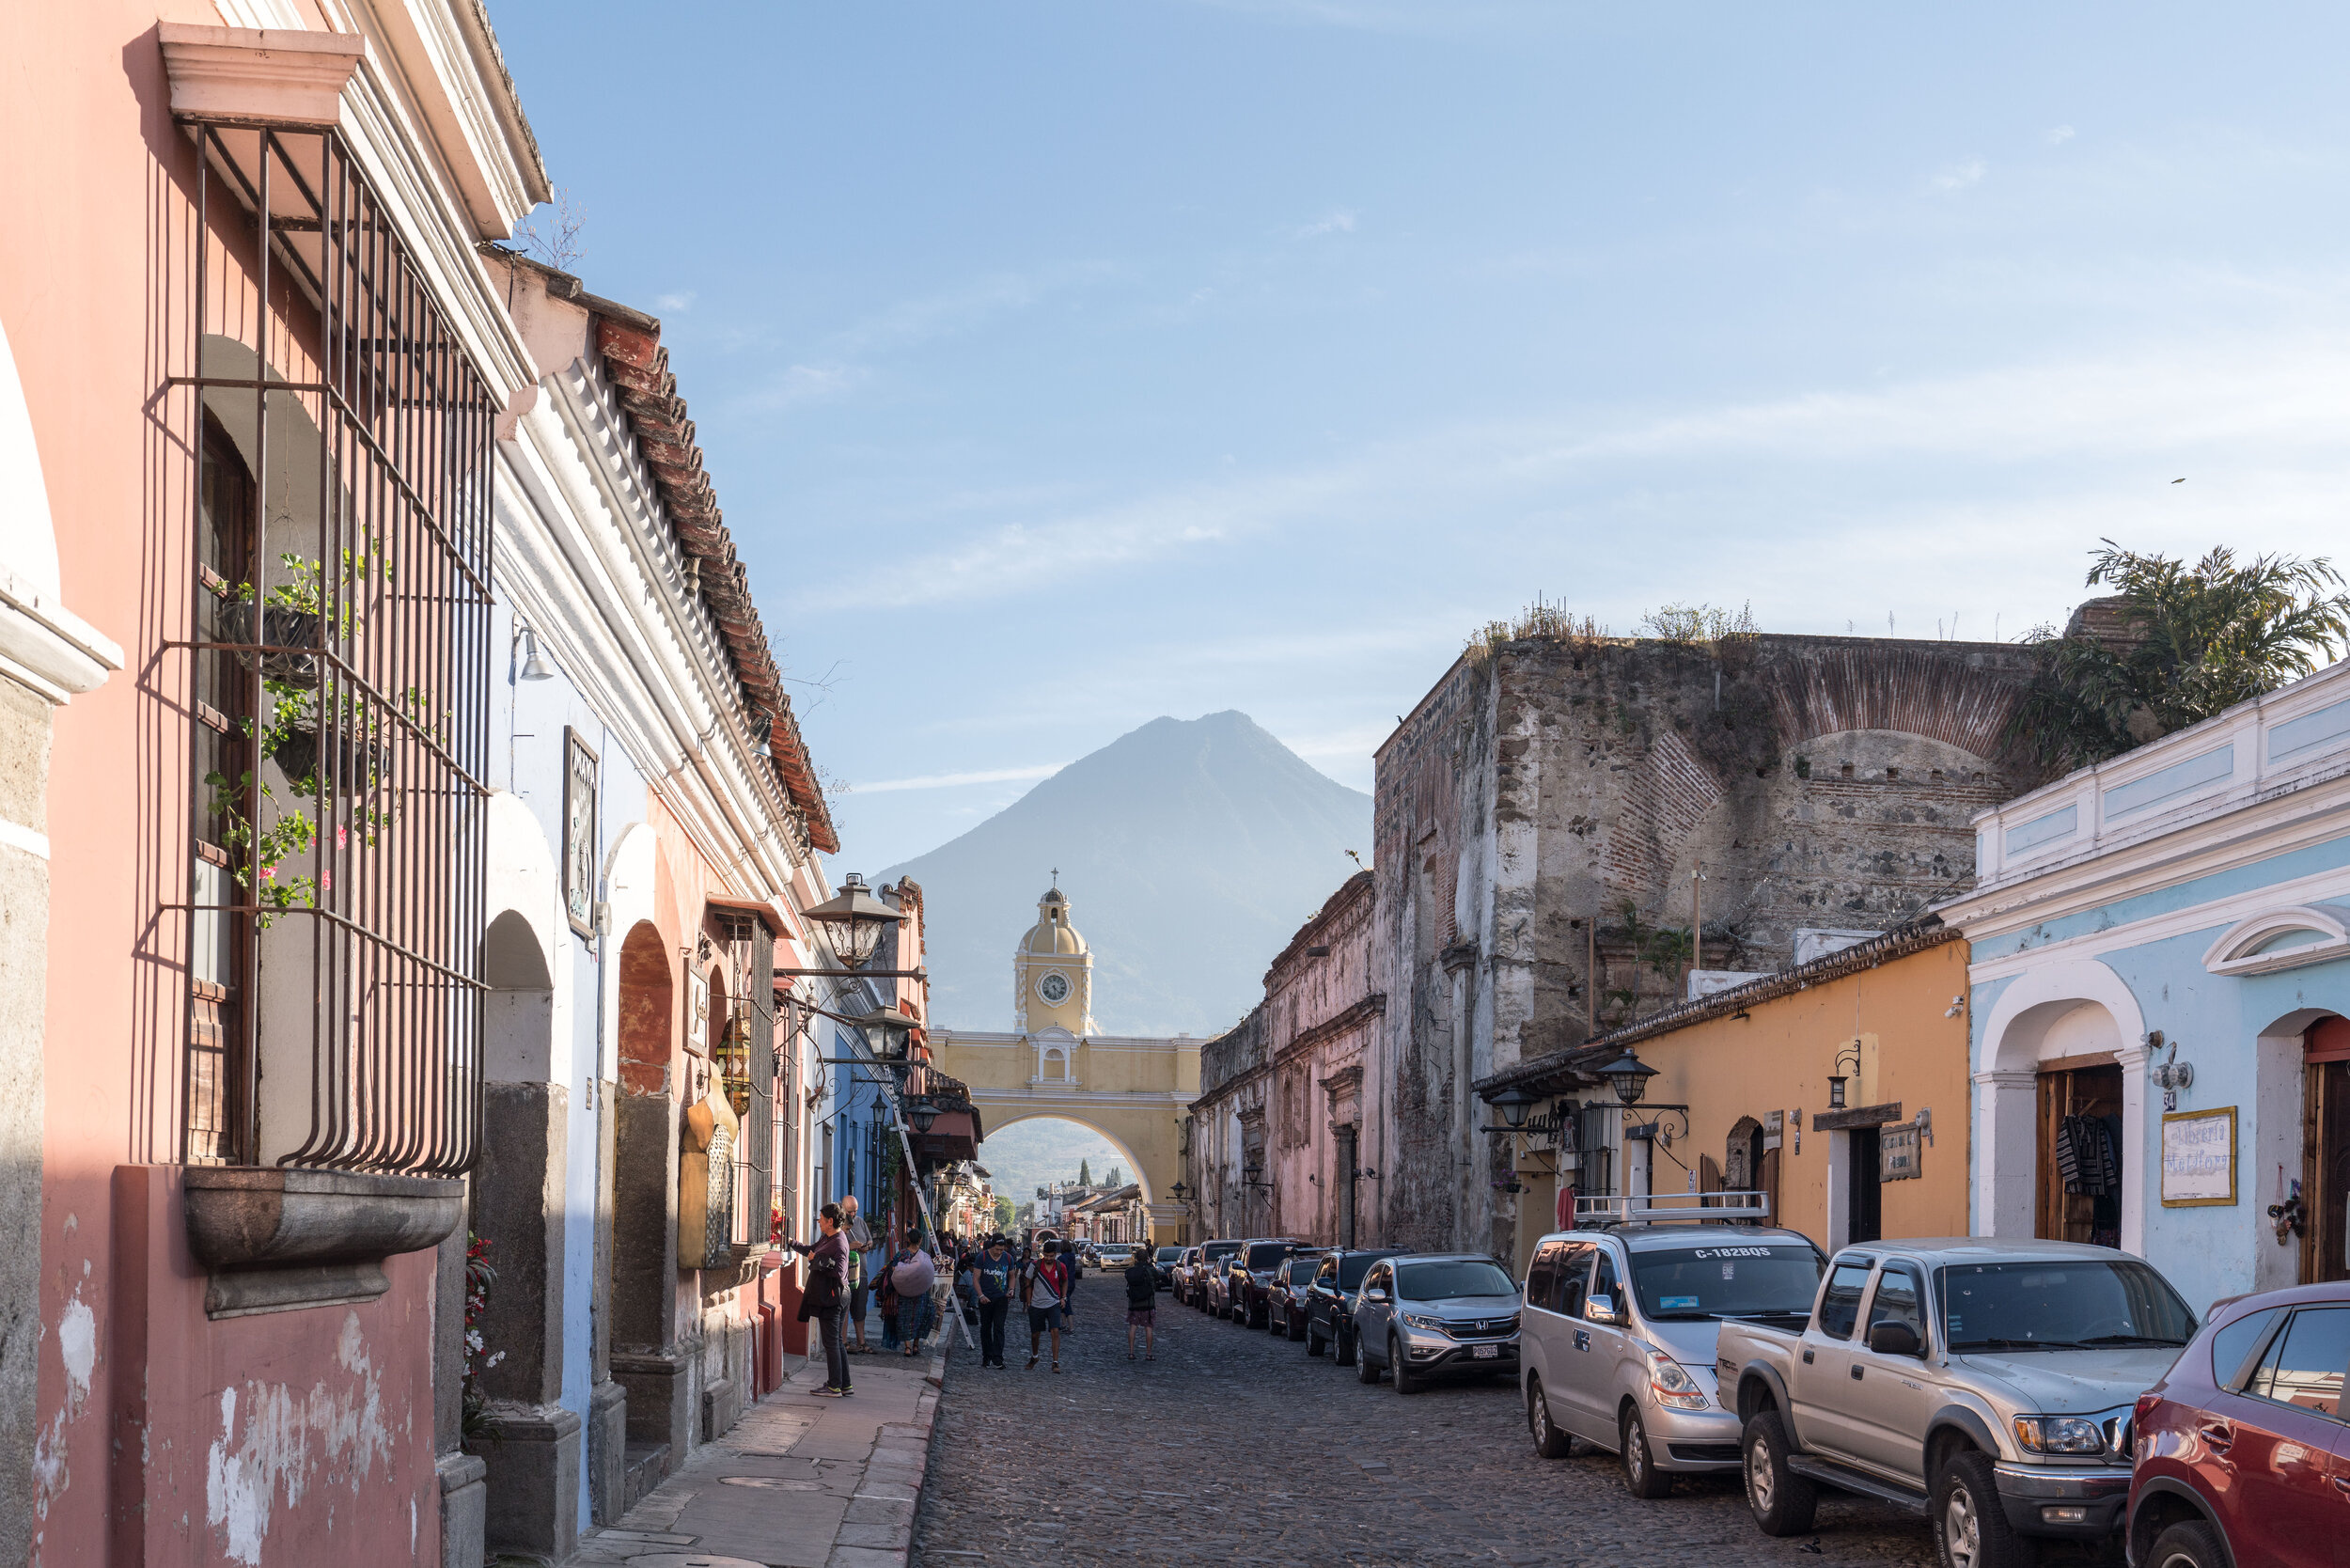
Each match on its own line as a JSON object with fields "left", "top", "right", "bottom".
{"left": 1472, "top": 1342, "right": 1499, "bottom": 1359}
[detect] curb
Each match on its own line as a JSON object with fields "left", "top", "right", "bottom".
{"left": 823, "top": 1341, "right": 948, "bottom": 1568}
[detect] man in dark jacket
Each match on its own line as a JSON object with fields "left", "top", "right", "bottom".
{"left": 1123, "top": 1248, "right": 1158, "bottom": 1361}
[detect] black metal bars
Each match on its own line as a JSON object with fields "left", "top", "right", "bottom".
{"left": 179, "top": 121, "right": 493, "bottom": 1176}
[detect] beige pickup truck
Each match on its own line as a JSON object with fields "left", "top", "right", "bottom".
{"left": 1715, "top": 1238, "right": 2198, "bottom": 1568}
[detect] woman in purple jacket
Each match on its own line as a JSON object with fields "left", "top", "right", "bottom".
{"left": 789, "top": 1204, "right": 853, "bottom": 1396}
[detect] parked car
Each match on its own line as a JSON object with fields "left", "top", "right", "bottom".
{"left": 1352, "top": 1253, "right": 1522, "bottom": 1392}
{"left": 1267, "top": 1254, "right": 1321, "bottom": 1341}
{"left": 1171, "top": 1246, "right": 1203, "bottom": 1299}
{"left": 1217, "top": 1238, "right": 1307, "bottom": 1326}
{"left": 1521, "top": 1218, "right": 1824, "bottom": 1497}
{"left": 2125, "top": 1278, "right": 2350, "bottom": 1568}
{"left": 1189, "top": 1240, "right": 1243, "bottom": 1310}
{"left": 1717, "top": 1239, "right": 2197, "bottom": 1566}
{"left": 1307, "top": 1247, "right": 1405, "bottom": 1365}
{"left": 1153, "top": 1246, "right": 1183, "bottom": 1290}
{"left": 1096, "top": 1243, "right": 1138, "bottom": 1272}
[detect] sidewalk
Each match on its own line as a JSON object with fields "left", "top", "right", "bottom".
{"left": 572, "top": 1343, "right": 946, "bottom": 1568}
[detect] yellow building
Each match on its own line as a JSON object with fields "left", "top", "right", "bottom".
{"left": 1476, "top": 923, "right": 1970, "bottom": 1270}
{"left": 931, "top": 884, "right": 1200, "bottom": 1243}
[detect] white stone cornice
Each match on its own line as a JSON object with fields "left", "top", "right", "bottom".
{"left": 0, "top": 562, "right": 122, "bottom": 704}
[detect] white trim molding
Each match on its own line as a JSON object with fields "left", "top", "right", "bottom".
{"left": 2201, "top": 902, "right": 2350, "bottom": 978}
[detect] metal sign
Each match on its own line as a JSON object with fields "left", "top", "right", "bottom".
{"left": 1880, "top": 1121, "right": 1922, "bottom": 1182}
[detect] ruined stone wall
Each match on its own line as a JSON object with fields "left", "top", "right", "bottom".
{"left": 1376, "top": 633, "right": 2041, "bottom": 1256}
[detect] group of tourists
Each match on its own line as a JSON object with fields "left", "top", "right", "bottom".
{"left": 790, "top": 1202, "right": 1166, "bottom": 1393}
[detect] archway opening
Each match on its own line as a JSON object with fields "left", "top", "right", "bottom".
{"left": 977, "top": 1114, "right": 1155, "bottom": 1243}
{"left": 474, "top": 907, "right": 558, "bottom": 1403}
{"left": 612, "top": 921, "right": 675, "bottom": 1358}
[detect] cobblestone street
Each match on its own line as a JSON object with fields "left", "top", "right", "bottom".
{"left": 912, "top": 1291, "right": 1942, "bottom": 1568}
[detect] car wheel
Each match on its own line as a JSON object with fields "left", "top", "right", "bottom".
{"left": 1355, "top": 1331, "right": 1382, "bottom": 1383}
{"left": 1619, "top": 1404, "right": 1672, "bottom": 1498}
{"left": 2146, "top": 1520, "right": 2227, "bottom": 1568}
{"left": 1335, "top": 1324, "right": 1357, "bottom": 1367}
{"left": 1932, "top": 1449, "right": 2033, "bottom": 1568}
{"left": 1740, "top": 1409, "right": 1818, "bottom": 1537}
{"left": 1307, "top": 1325, "right": 1326, "bottom": 1357}
{"left": 1389, "top": 1334, "right": 1419, "bottom": 1395}
{"left": 1287, "top": 1309, "right": 1305, "bottom": 1342}
{"left": 1528, "top": 1375, "right": 1571, "bottom": 1459}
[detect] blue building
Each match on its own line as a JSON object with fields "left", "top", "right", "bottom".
{"left": 1945, "top": 658, "right": 2350, "bottom": 1310}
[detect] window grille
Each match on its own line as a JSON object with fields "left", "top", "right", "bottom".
{"left": 714, "top": 912, "right": 777, "bottom": 1248}
{"left": 174, "top": 121, "right": 494, "bottom": 1174}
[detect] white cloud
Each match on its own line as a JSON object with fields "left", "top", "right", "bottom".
{"left": 798, "top": 329, "right": 2350, "bottom": 612}
{"left": 854, "top": 763, "right": 1067, "bottom": 793}
{"left": 742, "top": 362, "right": 864, "bottom": 411}
{"left": 1294, "top": 209, "right": 1359, "bottom": 240}
{"left": 2044, "top": 124, "right": 2076, "bottom": 147}
{"left": 654, "top": 290, "right": 697, "bottom": 313}
{"left": 1933, "top": 158, "right": 1989, "bottom": 192}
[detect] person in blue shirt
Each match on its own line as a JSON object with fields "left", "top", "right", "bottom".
{"left": 972, "top": 1234, "right": 1016, "bottom": 1369}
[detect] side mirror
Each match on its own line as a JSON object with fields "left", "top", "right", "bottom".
{"left": 1364, "top": 1286, "right": 1389, "bottom": 1304}
{"left": 1867, "top": 1320, "right": 1922, "bottom": 1357}
{"left": 1586, "top": 1294, "right": 1622, "bottom": 1325}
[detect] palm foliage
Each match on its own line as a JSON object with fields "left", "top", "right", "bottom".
{"left": 2012, "top": 540, "right": 2350, "bottom": 773}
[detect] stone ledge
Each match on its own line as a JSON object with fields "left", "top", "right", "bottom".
{"left": 183, "top": 1166, "right": 462, "bottom": 1319}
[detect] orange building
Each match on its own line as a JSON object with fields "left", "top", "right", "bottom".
{"left": 1477, "top": 924, "right": 1972, "bottom": 1269}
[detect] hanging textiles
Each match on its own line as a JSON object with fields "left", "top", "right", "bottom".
{"left": 2056, "top": 1114, "right": 2121, "bottom": 1197}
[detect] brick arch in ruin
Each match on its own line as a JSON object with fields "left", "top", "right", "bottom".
{"left": 1756, "top": 642, "right": 2034, "bottom": 765}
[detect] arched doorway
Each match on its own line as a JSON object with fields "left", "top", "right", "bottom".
{"left": 612, "top": 921, "right": 675, "bottom": 1355}
{"left": 2295, "top": 1012, "right": 2350, "bottom": 1284}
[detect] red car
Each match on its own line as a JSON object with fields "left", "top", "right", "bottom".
{"left": 2127, "top": 1280, "right": 2350, "bottom": 1568}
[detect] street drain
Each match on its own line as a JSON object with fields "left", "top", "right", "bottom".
{"left": 719, "top": 1477, "right": 822, "bottom": 1491}
{"left": 623, "top": 1557, "right": 769, "bottom": 1568}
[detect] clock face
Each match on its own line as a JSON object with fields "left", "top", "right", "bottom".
{"left": 1037, "top": 971, "right": 1071, "bottom": 1006}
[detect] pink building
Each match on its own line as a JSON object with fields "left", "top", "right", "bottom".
{"left": 1, "top": 10, "right": 849, "bottom": 1565}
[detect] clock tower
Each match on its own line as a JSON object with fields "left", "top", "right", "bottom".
{"left": 1013, "top": 880, "right": 1095, "bottom": 1036}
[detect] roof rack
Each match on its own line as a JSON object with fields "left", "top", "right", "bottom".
{"left": 1574, "top": 1191, "right": 1772, "bottom": 1228}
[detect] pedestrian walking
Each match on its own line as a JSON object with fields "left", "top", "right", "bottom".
{"left": 1123, "top": 1247, "right": 1157, "bottom": 1360}
{"left": 787, "top": 1203, "right": 854, "bottom": 1397}
{"left": 885, "top": 1233, "right": 935, "bottom": 1356}
{"left": 1021, "top": 1238, "right": 1072, "bottom": 1372}
{"left": 973, "top": 1234, "right": 1013, "bottom": 1368}
{"left": 842, "top": 1196, "right": 874, "bottom": 1354}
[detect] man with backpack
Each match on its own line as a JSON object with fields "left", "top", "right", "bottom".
{"left": 1123, "top": 1247, "right": 1158, "bottom": 1361}
{"left": 1021, "top": 1239, "right": 1072, "bottom": 1372}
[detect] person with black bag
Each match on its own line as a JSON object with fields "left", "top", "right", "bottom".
{"left": 788, "top": 1203, "right": 854, "bottom": 1397}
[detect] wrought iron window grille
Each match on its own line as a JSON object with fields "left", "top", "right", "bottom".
{"left": 171, "top": 120, "right": 494, "bottom": 1176}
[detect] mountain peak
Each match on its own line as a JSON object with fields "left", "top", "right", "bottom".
{"left": 882, "top": 713, "right": 1369, "bottom": 1035}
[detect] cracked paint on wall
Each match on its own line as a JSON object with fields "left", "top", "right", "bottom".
{"left": 203, "top": 1310, "right": 401, "bottom": 1566}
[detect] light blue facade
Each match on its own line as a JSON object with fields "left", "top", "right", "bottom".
{"left": 484, "top": 594, "right": 651, "bottom": 1542}
{"left": 1947, "top": 663, "right": 2350, "bottom": 1314}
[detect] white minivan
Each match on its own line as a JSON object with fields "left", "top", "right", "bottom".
{"left": 1520, "top": 1199, "right": 1824, "bottom": 1497}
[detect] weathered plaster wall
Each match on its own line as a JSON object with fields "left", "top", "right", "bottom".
{"left": 0, "top": 677, "right": 48, "bottom": 1564}
{"left": 1374, "top": 634, "right": 2038, "bottom": 1258}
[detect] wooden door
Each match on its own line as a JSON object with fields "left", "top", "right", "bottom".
{"left": 2037, "top": 1062, "right": 2123, "bottom": 1245}
{"left": 1759, "top": 1149, "right": 1782, "bottom": 1229}
{"left": 2305, "top": 1058, "right": 2350, "bottom": 1284}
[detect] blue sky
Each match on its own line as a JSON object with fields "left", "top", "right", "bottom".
{"left": 494, "top": 2, "right": 2350, "bottom": 871}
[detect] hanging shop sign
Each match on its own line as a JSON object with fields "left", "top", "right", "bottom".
{"left": 562, "top": 727, "right": 599, "bottom": 939}
{"left": 1880, "top": 1121, "right": 1923, "bottom": 1182}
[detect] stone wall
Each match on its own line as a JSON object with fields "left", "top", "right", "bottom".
{"left": 1371, "top": 633, "right": 2040, "bottom": 1258}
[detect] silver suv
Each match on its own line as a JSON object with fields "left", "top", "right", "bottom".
{"left": 1520, "top": 1210, "right": 1825, "bottom": 1497}
{"left": 1351, "top": 1253, "right": 1522, "bottom": 1392}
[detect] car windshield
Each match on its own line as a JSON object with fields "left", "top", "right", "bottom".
{"left": 1631, "top": 1244, "right": 1824, "bottom": 1320}
{"left": 1202, "top": 1242, "right": 1242, "bottom": 1262}
{"left": 1938, "top": 1261, "right": 2196, "bottom": 1353}
{"left": 1156, "top": 1247, "right": 1181, "bottom": 1263}
{"left": 1246, "top": 1243, "right": 1292, "bottom": 1269}
{"left": 1395, "top": 1260, "right": 1517, "bottom": 1301}
{"left": 1285, "top": 1259, "right": 1318, "bottom": 1283}
{"left": 1337, "top": 1252, "right": 1393, "bottom": 1290}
